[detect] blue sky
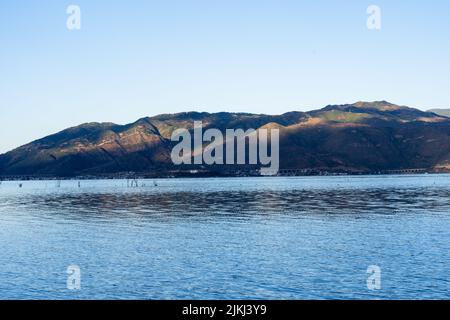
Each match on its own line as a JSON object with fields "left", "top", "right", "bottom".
{"left": 1, "top": 0, "right": 450, "bottom": 153}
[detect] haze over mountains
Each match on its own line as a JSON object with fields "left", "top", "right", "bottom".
{"left": 1, "top": 101, "right": 449, "bottom": 177}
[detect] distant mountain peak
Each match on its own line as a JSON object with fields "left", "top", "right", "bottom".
{"left": 323, "top": 100, "right": 399, "bottom": 110}
{"left": 351, "top": 100, "right": 401, "bottom": 110}
{"left": 428, "top": 108, "right": 450, "bottom": 118}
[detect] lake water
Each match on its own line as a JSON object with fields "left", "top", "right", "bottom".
{"left": 0, "top": 175, "right": 450, "bottom": 299}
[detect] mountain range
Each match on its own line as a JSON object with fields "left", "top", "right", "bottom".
{"left": 1, "top": 101, "right": 449, "bottom": 177}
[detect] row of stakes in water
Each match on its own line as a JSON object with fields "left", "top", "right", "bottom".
{"left": 3, "top": 179, "right": 158, "bottom": 188}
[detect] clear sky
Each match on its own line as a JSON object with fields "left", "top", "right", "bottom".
{"left": 1, "top": 0, "right": 450, "bottom": 153}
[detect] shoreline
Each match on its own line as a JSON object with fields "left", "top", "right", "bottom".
{"left": 1, "top": 169, "right": 449, "bottom": 181}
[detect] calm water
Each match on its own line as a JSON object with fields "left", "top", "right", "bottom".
{"left": 0, "top": 175, "right": 450, "bottom": 299}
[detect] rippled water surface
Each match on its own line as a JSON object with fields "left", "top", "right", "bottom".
{"left": 1, "top": 175, "right": 450, "bottom": 299}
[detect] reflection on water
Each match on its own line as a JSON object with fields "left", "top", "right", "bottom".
{"left": 1, "top": 175, "right": 450, "bottom": 299}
